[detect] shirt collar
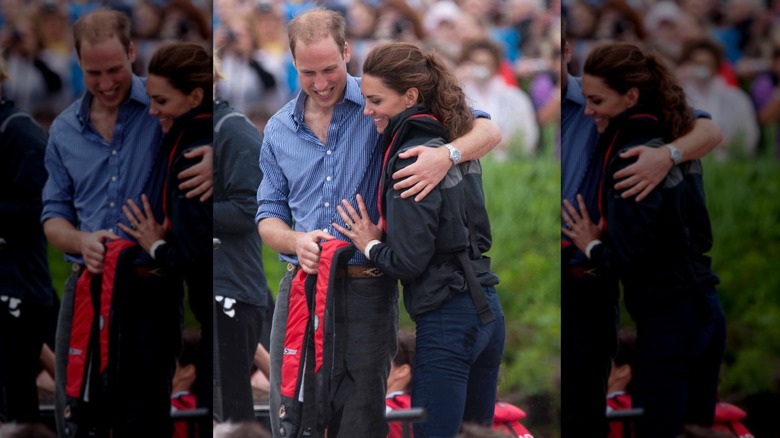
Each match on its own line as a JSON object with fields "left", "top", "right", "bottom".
{"left": 565, "top": 73, "right": 585, "bottom": 108}
{"left": 291, "top": 74, "right": 364, "bottom": 126}
{"left": 77, "top": 75, "right": 149, "bottom": 127}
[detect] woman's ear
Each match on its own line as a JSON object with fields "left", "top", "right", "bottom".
{"left": 626, "top": 87, "right": 639, "bottom": 108}
{"left": 405, "top": 88, "right": 419, "bottom": 108}
{"left": 189, "top": 87, "right": 205, "bottom": 108}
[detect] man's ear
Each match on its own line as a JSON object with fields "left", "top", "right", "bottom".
{"left": 128, "top": 41, "right": 136, "bottom": 64}
{"left": 343, "top": 41, "right": 351, "bottom": 64}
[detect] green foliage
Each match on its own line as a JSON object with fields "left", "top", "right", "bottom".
{"left": 700, "top": 147, "right": 780, "bottom": 399}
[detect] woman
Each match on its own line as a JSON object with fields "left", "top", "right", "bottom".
{"left": 332, "top": 42, "right": 505, "bottom": 437}
{"left": 561, "top": 42, "right": 726, "bottom": 437}
{"left": 117, "top": 42, "right": 213, "bottom": 434}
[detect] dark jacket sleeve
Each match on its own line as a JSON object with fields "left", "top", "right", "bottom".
{"left": 214, "top": 115, "right": 263, "bottom": 235}
{"left": 370, "top": 148, "right": 442, "bottom": 283}
{"left": 0, "top": 114, "right": 48, "bottom": 241}
{"left": 590, "top": 140, "right": 665, "bottom": 275}
{"left": 155, "top": 144, "right": 213, "bottom": 277}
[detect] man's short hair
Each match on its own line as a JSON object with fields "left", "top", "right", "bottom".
{"left": 287, "top": 8, "right": 346, "bottom": 59}
{"left": 73, "top": 8, "right": 132, "bottom": 58}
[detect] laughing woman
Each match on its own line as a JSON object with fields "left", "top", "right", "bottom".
{"left": 332, "top": 42, "right": 505, "bottom": 437}
{"left": 561, "top": 42, "right": 726, "bottom": 438}
{"left": 117, "top": 42, "right": 213, "bottom": 436}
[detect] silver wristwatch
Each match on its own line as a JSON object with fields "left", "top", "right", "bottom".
{"left": 444, "top": 143, "right": 461, "bottom": 166}
{"left": 665, "top": 143, "right": 682, "bottom": 165}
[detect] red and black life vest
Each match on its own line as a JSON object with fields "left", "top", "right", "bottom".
{"left": 278, "top": 240, "right": 356, "bottom": 438}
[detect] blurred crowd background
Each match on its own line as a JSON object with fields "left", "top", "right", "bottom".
{"left": 566, "top": 0, "right": 780, "bottom": 160}
{"left": 211, "top": 0, "right": 561, "bottom": 160}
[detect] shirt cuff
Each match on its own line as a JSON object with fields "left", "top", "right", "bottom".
{"left": 150, "top": 239, "right": 167, "bottom": 260}
{"left": 364, "top": 239, "right": 381, "bottom": 260}
{"left": 585, "top": 239, "right": 602, "bottom": 260}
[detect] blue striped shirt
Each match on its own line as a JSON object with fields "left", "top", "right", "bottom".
{"left": 562, "top": 74, "right": 601, "bottom": 254}
{"left": 42, "top": 75, "right": 163, "bottom": 263}
{"left": 256, "top": 75, "right": 381, "bottom": 265}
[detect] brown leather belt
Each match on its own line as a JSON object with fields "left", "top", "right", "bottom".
{"left": 286, "top": 263, "right": 385, "bottom": 278}
{"left": 342, "top": 265, "right": 385, "bottom": 278}
{"left": 567, "top": 265, "right": 602, "bottom": 279}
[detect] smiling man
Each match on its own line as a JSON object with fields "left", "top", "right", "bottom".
{"left": 41, "top": 9, "right": 211, "bottom": 437}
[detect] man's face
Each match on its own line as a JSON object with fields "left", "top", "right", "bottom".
{"left": 78, "top": 37, "right": 135, "bottom": 111}
{"left": 293, "top": 37, "right": 350, "bottom": 112}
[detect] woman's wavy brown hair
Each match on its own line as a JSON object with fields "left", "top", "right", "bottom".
{"left": 583, "top": 42, "right": 693, "bottom": 140}
{"left": 362, "top": 42, "right": 473, "bottom": 140}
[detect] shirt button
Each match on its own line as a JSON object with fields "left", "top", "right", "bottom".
{"left": 322, "top": 228, "right": 328, "bottom": 233}
{"left": 326, "top": 176, "right": 332, "bottom": 182}
{"left": 111, "top": 176, "right": 117, "bottom": 182}
{"left": 324, "top": 202, "right": 330, "bottom": 207}
{"left": 112, "top": 149, "right": 117, "bottom": 155}
{"left": 326, "top": 150, "right": 332, "bottom": 155}
{"left": 109, "top": 202, "right": 115, "bottom": 207}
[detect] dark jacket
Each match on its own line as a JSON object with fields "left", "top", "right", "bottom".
{"left": 590, "top": 108, "right": 719, "bottom": 319}
{"left": 154, "top": 105, "right": 213, "bottom": 314}
{"left": 213, "top": 100, "right": 269, "bottom": 306}
{"left": 368, "top": 105, "right": 499, "bottom": 320}
{"left": 0, "top": 100, "right": 55, "bottom": 305}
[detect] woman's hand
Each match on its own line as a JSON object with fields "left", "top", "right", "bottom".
{"left": 561, "top": 194, "right": 602, "bottom": 254}
{"left": 117, "top": 194, "right": 167, "bottom": 255}
{"left": 332, "top": 194, "right": 383, "bottom": 254}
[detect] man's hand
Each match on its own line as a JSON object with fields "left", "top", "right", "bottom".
{"left": 613, "top": 146, "right": 673, "bottom": 202}
{"left": 80, "top": 230, "right": 119, "bottom": 273}
{"left": 295, "top": 230, "right": 334, "bottom": 274}
{"left": 179, "top": 145, "right": 213, "bottom": 201}
{"left": 392, "top": 146, "right": 450, "bottom": 202}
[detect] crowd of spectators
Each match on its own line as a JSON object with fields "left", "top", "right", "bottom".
{"left": 1, "top": 0, "right": 559, "bottom": 159}
{"left": 0, "top": 0, "right": 212, "bottom": 132}
{"left": 214, "top": 0, "right": 562, "bottom": 160}
{"left": 564, "top": 0, "right": 780, "bottom": 160}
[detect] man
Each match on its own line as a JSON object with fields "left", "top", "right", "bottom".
{"left": 41, "top": 9, "right": 211, "bottom": 437}
{"left": 560, "top": 22, "right": 722, "bottom": 436}
{"left": 0, "top": 51, "right": 56, "bottom": 425}
{"left": 256, "top": 8, "right": 500, "bottom": 438}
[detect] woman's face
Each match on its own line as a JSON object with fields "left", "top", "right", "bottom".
{"left": 361, "top": 73, "right": 414, "bottom": 134}
{"left": 581, "top": 73, "right": 636, "bottom": 134}
{"left": 146, "top": 74, "right": 202, "bottom": 134}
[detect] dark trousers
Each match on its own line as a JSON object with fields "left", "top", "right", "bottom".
{"left": 214, "top": 297, "right": 265, "bottom": 422}
{"left": 633, "top": 287, "right": 726, "bottom": 438}
{"left": 268, "top": 270, "right": 399, "bottom": 438}
{"left": 54, "top": 266, "right": 183, "bottom": 438}
{"left": 561, "top": 265, "right": 620, "bottom": 437}
{"left": 0, "top": 296, "right": 48, "bottom": 423}
{"left": 412, "top": 286, "right": 505, "bottom": 438}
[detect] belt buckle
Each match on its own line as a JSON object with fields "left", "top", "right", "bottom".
{"left": 362, "top": 267, "right": 384, "bottom": 278}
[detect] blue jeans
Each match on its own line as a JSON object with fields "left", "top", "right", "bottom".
{"left": 633, "top": 287, "right": 726, "bottom": 438}
{"left": 412, "top": 286, "right": 505, "bottom": 438}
